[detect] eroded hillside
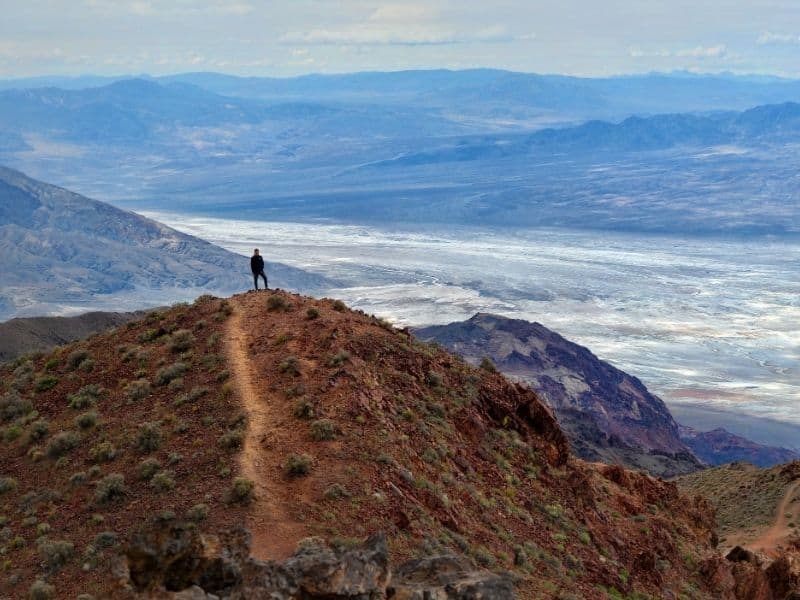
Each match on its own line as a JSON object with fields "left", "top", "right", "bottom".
{"left": 0, "top": 291, "right": 773, "bottom": 598}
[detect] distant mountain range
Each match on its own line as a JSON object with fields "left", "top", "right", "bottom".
{"left": 1, "top": 72, "right": 800, "bottom": 235}
{"left": 4, "top": 69, "right": 800, "bottom": 123}
{"left": 416, "top": 313, "right": 798, "bottom": 473}
{"left": 369, "top": 101, "right": 800, "bottom": 169}
{"left": 0, "top": 166, "right": 331, "bottom": 320}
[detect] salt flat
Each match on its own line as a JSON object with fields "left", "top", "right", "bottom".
{"left": 143, "top": 212, "right": 800, "bottom": 444}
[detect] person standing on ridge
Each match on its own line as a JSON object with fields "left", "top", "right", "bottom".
{"left": 250, "top": 249, "right": 268, "bottom": 291}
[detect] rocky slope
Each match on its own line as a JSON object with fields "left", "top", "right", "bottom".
{"left": 0, "top": 310, "right": 151, "bottom": 363}
{"left": 0, "top": 291, "right": 776, "bottom": 599}
{"left": 0, "top": 166, "right": 330, "bottom": 320}
{"left": 678, "top": 461, "right": 800, "bottom": 555}
{"left": 680, "top": 426, "right": 800, "bottom": 469}
{"left": 415, "top": 313, "right": 702, "bottom": 477}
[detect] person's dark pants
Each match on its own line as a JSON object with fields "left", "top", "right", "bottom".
{"left": 253, "top": 270, "right": 268, "bottom": 290}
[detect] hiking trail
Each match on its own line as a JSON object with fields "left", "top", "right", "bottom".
{"left": 224, "top": 295, "right": 307, "bottom": 559}
{"left": 749, "top": 480, "right": 800, "bottom": 555}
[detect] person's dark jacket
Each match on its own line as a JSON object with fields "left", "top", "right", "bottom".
{"left": 250, "top": 255, "right": 265, "bottom": 274}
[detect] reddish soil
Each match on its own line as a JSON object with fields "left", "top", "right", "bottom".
{"left": 0, "top": 290, "right": 761, "bottom": 599}
{"left": 749, "top": 480, "right": 800, "bottom": 556}
{"left": 224, "top": 297, "right": 307, "bottom": 558}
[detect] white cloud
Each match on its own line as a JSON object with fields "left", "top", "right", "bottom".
{"left": 629, "top": 44, "right": 728, "bottom": 60}
{"left": 758, "top": 31, "right": 800, "bottom": 45}
{"left": 280, "top": 24, "right": 515, "bottom": 46}
{"left": 676, "top": 44, "right": 727, "bottom": 58}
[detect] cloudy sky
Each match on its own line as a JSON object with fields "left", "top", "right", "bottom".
{"left": 2, "top": 0, "right": 800, "bottom": 78}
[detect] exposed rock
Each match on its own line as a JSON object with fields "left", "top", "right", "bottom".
{"left": 390, "top": 555, "right": 514, "bottom": 599}
{"left": 680, "top": 426, "right": 800, "bottom": 468}
{"left": 765, "top": 553, "right": 800, "bottom": 599}
{"left": 120, "top": 525, "right": 510, "bottom": 599}
{"left": 414, "top": 313, "right": 702, "bottom": 477}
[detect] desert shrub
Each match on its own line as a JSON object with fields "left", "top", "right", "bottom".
{"left": 4, "top": 424, "right": 23, "bottom": 442}
{"left": 137, "top": 458, "right": 161, "bottom": 481}
{"left": 472, "top": 545, "right": 495, "bottom": 568}
{"left": 0, "top": 392, "right": 33, "bottom": 422}
{"left": 174, "top": 386, "right": 207, "bottom": 407}
{"left": 207, "top": 332, "right": 221, "bottom": 347}
{"left": 137, "top": 328, "right": 165, "bottom": 343}
{"left": 201, "top": 353, "right": 223, "bottom": 370}
{"left": 0, "top": 476, "right": 18, "bottom": 494}
{"left": 215, "top": 370, "right": 230, "bottom": 383}
{"left": 266, "top": 295, "right": 290, "bottom": 312}
{"left": 75, "top": 411, "right": 99, "bottom": 430}
{"left": 93, "top": 531, "right": 118, "bottom": 550}
{"left": 293, "top": 398, "right": 315, "bottom": 419}
{"left": 28, "top": 419, "right": 49, "bottom": 442}
{"left": 285, "top": 383, "right": 306, "bottom": 399}
{"left": 37, "top": 538, "right": 74, "bottom": 572}
{"left": 479, "top": 357, "right": 498, "bottom": 373}
{"left": 167, "top": 452, "right": 183, "bottom": 465}
{"left": 44, "top": 357, "right": 59, "bottom": 371}
{"left": 46, "top": 431, "right": 80, "bottom": 458}
{"left": 66, "top": 350, "right": 91, "bottom": 371}
{"left": 125, "top": 379, "right": 151, "bottom": 401}
{"left": 229, "top": 412, "right": 247, "bottom": 430}
{"left": 34, "top": 375, "right": 59, "bottom": 392}
{"left": 150, "top": 470, "right": 175, "bottom": 492}
{"left": 28, "top": 580, "right": 55, "bottom": 600}
{"left": 186, "top": 503, "right": 209, "bottom": 522}
{"left": 168, "top": 329, "right": 195, "bottom": 353}
{"left": 218, "top": 300, "right": 233, "bottom": 316}
{"left": 94, "top": 474, "right": 126, "bottom": 504}
{"left": 279, "top": 357, "right": 300, "bottom": 376}
{"left": 273, "top": 333, "right": 293, "bottom": 346}
{"left": 306, "top": 307, "right": 320, "bottom": 320}
{"left": 327, "top": 351, "right": 350, "bottom": 367}
{"left": 68, "top": 384, "right": 104, "bottom": 409}
{"left": 425, "top": 371, "right": 443, "bottom": 388}
{"left": 78, "top": 358, "right": 95, "bottom": 373}
{"left": 168, "top": 377, "right": 184, "bottom": 391}
{"left": 324, "top": 483, "right": 350, "bottom": 500}
{"left": 154, "top": 362, "right": 187, "bottom": 386}
{"left": 285, "top": 453, "right": 314, "bottom": 476}
{"left": 226, "top": 478, "right": 254, "bottom": 504}
{"left": 332, "top": 299, "right": 347, "bottom": 312}
{"left": 90, "top": 442, "right": 117, "bottom": 463}
{"left": 194, "top": 319, "right": 208, "bottom": 331}
{"left": 69, "top": 472, "right": 87, "bottom": 487}
{"left": 310, "top": 419, "right": 337, "bottom": 441}
{"left": 136, "top": 422, "right": 162, "bottom": 453}
{"left": 218, "top": 430, "right": 243, "bottom": 450}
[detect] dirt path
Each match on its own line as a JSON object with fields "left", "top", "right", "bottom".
{"left": 224, "top": 297, "right": 307, "bottom": 559}
{"left": 748, "top": 480, "right": 800, "bottom": 555}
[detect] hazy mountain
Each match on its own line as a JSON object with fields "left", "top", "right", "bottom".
{"left": 415, "top": 313, "right": 703, "bottom": 477}
{"left": 157, "top": 70, "right": 800, "bottom": 120}
{"left": 416, "top": 313, "right": 799, "bottom": 473}
{"left": 680, "top": 426, "right": 800, "bottom": 468}
{"left": 0, "top": 166, "right": 331, "bottom": 320}
{"left": 0, "top": 310, "right": 149, "bottom": 363}
{"left": 371, "top": 102, "right": 800, "bottom": 168}
{"left": 0, "top": 79, "right": 275, "bottom": 143}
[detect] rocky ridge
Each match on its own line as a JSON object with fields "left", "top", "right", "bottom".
{"left": 0, "top": 292, "right": 797, "bottom": 598}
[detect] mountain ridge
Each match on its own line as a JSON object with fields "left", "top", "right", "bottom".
{"left": 0, "top": 166, "right": 330, "bottom": 320}
{"left": 416, "top": 312, "right": 796, "bottom": 473}
{"left": 1, "top": 290, "right": 790, "bottom": 599}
